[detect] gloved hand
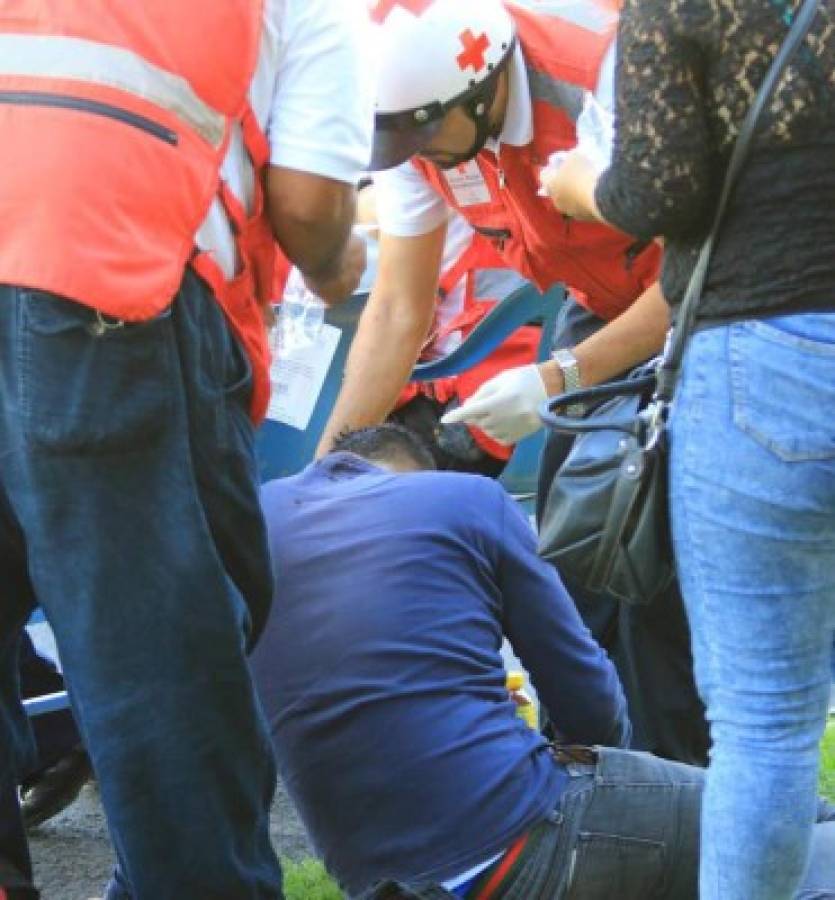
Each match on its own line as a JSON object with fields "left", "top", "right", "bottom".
{"left": 440, "top": 364, "right": 547, "bottom": 446}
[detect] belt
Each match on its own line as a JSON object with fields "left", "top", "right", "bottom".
{"left": 550, "top": 744, "right": 599, "bottom": 767}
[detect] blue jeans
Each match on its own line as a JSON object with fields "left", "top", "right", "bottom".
{"left": 670, "top": 314, "right": 835, "bottom": 900}
{"left": 361, "top": 749, "right": 835, "bottom": 900}
{"left": 0, "top": 273, "right": 283, "bottom": 899}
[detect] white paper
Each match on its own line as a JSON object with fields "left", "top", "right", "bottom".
{"left": 266, "top": 323, "right": 341, "bottom": 430}
{"left": 447, "top": 159, "right": 491, "bottom": 207}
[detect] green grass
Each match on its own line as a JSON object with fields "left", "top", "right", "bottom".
{"left": 282, "top": 858, "right": 343, "bottom": 900}
{"left": 821, "top": 716, "right": 835, "bottom": 802}
{"left": 280, "top": 717, "right": 835, "bottom": 899}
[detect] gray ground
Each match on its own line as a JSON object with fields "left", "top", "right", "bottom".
{"left": 28, "top": 778, "right": 312, "bottom": 900}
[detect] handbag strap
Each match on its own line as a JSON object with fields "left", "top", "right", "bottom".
{"left": 654, "top": 0, "right": 821, "bottom": 401}
{"left": 541, "top": 372, "right": 656, "bottom": 435}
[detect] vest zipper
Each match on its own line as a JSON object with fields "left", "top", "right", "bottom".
{"left": 0, "top": 90, "right": 178, "bottom": 145}
{"left": 473, "top": 225, "right": 512, "bottom": 252}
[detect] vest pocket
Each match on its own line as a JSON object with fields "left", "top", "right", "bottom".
{"left": 0, "top": 91, "right": 177, "bottom": 145}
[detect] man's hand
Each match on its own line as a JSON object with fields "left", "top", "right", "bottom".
{"left": 303, "top": 233, "right": 367, "bottom": 305}
{"left": 441, "top": 363, "right": 558, "bottom": 446}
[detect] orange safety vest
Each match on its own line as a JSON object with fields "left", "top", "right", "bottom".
{"left": 0, "top": 2, "right": 275, "bottom": 423}
{"left": 412, "top": 0, "right": 660, "bottom": 322}
{"left": 396, "top": 234, "right": 540, "bottom": 461}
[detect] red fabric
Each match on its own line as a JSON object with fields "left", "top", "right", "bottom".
{"left": 413, "top": 0, "right": 661, "bottom": 322}
{"left": 192, "top": 106, "right": 277, "bottom": 425}
{"left": 0, "top": 3, "right": 274, "bottom": 423}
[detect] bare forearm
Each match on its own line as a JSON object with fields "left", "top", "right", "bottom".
{"left": 267, "top": 167, "right": 356, "bottom": 282}
{"left": 318, "top": 297, "right": 432, "bottom": 453}
{"left": 539, "top": 282, "right": 670, "bottom": 395}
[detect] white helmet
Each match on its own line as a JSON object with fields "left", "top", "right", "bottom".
{"left": 367, "top": 0, "right": 516, "bottom": 170}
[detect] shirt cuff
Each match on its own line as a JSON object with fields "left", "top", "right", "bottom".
{"left": 270, "top": 144, "right": 368, "bottom": 186}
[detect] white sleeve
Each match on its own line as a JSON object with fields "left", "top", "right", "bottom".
{"left": 266, "top": 0, "right": 375, "bottom": 184}
{"left": 594, "top": 40, "right": 617, "bottom": 114}
{"left": 373, "top": 163, "right": 450, "bottom": 237}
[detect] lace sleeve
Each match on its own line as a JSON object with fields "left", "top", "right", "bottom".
{"left": 595, "top": 0, "right": 717, "bottom": 241}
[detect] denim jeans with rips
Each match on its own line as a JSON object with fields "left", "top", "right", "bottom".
{"left": 670, "top": 313, "right": 835, "bottom": 900}
{"left": 0, "top": 271, "right": 283, "bottom": 899}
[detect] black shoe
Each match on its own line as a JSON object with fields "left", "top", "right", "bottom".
{"left": 20, "top": 746, "right": 92, "bottom": 829}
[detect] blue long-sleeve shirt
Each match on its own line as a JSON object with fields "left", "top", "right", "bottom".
{"left": 251, "top": 454, "right": 629, "bottom": 896}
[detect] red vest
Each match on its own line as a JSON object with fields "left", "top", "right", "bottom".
{"left": 412, "top": 0, "right": 660, "bottom": 322}
{"left": 0, "top": 2, "right": 275, "bottom": 422}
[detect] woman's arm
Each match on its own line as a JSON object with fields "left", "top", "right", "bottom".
{"left": 547, "top": 0, "right": 717, "bottom": 238}
{"left": 594, "top": 0, "right": 716, "bottom": 240}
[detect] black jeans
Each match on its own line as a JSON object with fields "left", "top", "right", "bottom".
{"left": 536, "top": 301, "right": 709, "bottom": 767}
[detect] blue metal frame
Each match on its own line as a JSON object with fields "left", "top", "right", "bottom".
{"left": 255, "top": 282, "right": 563, "bottom": 484}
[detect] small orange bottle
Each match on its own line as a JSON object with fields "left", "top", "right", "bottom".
{"left": 506, "top": 671, "right": 538, "bottom": 730}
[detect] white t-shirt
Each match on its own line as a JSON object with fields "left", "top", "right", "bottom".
{"left": 374, "top": 41, "right": 615, "bottom": 239}
{"left": 196, "top": 0, "right": 375, "bottom": 277}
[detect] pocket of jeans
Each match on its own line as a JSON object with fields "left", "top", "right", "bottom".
{"left": 191, "top": 290, "right": 253, "bottom": 448}
{"left": 729, "top": 320, "right": 835, "bottom": 462}
{"left": 21, "top": 292, "right": 173, "bottom": 453}
{"left": 563, "top": 833, "right": 664, "bottom": 899}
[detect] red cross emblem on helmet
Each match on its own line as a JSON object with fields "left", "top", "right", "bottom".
{"left": 369, "top": 0, "right": 434, "bottom": 24}
{"left": 456, "top": 29, "right": 491, "bottom": 73}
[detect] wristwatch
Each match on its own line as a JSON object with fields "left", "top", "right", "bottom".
{"left": 552, "top": 348, "right": 585, "bottom": 416}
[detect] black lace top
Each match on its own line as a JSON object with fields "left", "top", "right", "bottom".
{"left": 595, "top": 0, "right": 835, "bottom": 321}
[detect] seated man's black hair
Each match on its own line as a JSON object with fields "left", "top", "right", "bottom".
{"left": 332, "top": 423, "right": 436, "bottom": 471}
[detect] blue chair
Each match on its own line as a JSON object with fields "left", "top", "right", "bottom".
{"left": 256, "top": 280, "right": 564, "bottom": 492}
{"left": 25, "top": 282, "right": 564, "bottom": 718}
{"left": 23, "top": 608, "right": 69, "bottom": 717}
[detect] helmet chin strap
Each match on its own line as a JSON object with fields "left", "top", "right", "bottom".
{"left": 437, "top": 78, "right": 501, "bottom": 170}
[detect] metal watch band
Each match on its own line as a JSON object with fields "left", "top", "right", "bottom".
{"left": 552, "top": 349, "right": 584, "bottom": 416}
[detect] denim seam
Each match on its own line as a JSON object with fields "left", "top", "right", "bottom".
{"left": 744, "top": 318, "right": 835, "bottom": 356}
{"left": 16, "top": 291, "right": 30, "bottom": 452}
{"left": 729, "top": 322, "right": 835, "bottom": 462}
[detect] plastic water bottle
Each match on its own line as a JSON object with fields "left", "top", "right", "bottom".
{"left": 507, "top": 671, "right": 538, "bottom": 730}
{"left": 276, "top": 269, "right": 325, "bottom": 353}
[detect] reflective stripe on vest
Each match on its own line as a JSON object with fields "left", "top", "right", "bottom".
{"left": 0, "top": 33, "right": 226, "bottom": 148}
{"left": 526, "top": 67, "right": 583, "bottom": 123}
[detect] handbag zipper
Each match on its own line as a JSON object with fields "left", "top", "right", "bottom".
{"left": 0, "top": 90, "right": 177, "bottom": 145}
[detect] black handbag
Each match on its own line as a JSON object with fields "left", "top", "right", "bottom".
{"left": 537, "top": 0, "right": 821, "bottom": 604}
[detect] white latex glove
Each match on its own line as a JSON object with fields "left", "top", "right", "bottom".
{"left": 440, "top": 364, "right": 547, "bottom": 446}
